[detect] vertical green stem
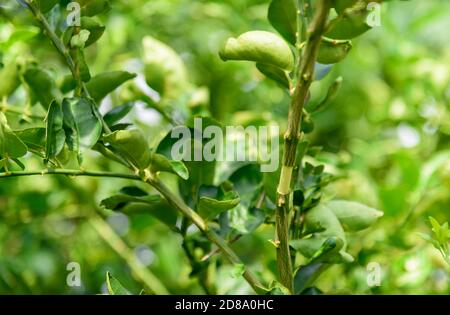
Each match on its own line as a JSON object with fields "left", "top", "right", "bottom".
{"left": 275, "top": 0, "right": 332, "bottom": 293}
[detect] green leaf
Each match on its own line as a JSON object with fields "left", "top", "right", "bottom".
{"left": 64, "top": 17, "right": 106, "bottom": 48}
{"left": 101, "top": 190, "right": 178, "bottom": 228}
{"left": 103, "top": 129, "right": 151, "bottom": 170}
{"left": 45, "top": 101, "right": 66, "bottom": 161}
{"left": 23, "top": 66, "right": 61, "bottom": 109}
{"left": 106, "top": 272, "right": 131, "bottom": 295}
{"left": 317, "top": 37, "right": 352, "bottom": 65}
{"left": 157, "top": 120, "right": 220, "bottom": 200}
{"left": 327, "top": 1, "right": 372, "bottom": 39}
{"left": 294, "top": 263, "right": 329, "bottom": 294}
{"left": 100, "top": 194, "right": 162, "bottom": 210}
{"left": 429, "top": 216, "right": 441, "bottom": 235}
{"left": 36, "top": 0, "right": 58, "bottom": 13}
{"left": 198, "top": 190, "right": 240, "bottom": 220}
{"left": 268, "top": 0, "right": 297, "bottom": 45}
{"left": 80, "top": 17, "right": 105, "bottom": 47}
{"left": 306, "top": 76, "right": 343, "bottom": 113}
{"left": 219, "top": 31, "right": 294, "bottom": 71}
{"left": 256, "top": 63, "right": 290, "bottom": 89}
{"left": 15, "top": 128, "right": 46, "bottom": 153}
{"left": 86, "top": 71, "right": 137, "bottom": 103}
{"left": 59, "top": 75, "right": 77, "bottom": 94}
{"left": 327, "top": 200, "right": 383, "bottom": 231}
{"left": 0, "top": 113, "right": 28, "bottom": 159}
{"left": 62, "top": 97, "right": 102, "bottom": 162}
{"left": 150, "top": 153, "right": 189, "bottom": 180}
{"left": 290, "top": 204, "right": 353, "bottom": 263}
{"left": 103, "top": 102, "right": 135, "bottom": 126}
{"left": 429, "top": 216, "right": 449, "bottom": 245}
{"left": 308, "top": 236, "right": 345, "bottom": 263}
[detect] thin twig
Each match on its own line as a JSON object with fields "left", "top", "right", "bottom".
{"left": 0, "top": 169, "right": 141, "bottom": 180}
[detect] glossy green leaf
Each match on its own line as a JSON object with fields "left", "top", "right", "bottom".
{"left": 0, "top": 113, "right": 28, "bottom": 158}
{"left": 268, "top": 0, "right": 297, "bottom": 45}
{"left": 219, "top": 31, "right": 294, "bottom": 70}
{"left": 101, "top": 189, "right": 178, "bottom": 228}
{"left": 256, "top": 63, "right": 290, "bottom": 88}
{"left": 103, "top": 102, "right": 135, "bottom": 126}
{"left": 327, "top": 1, "right": 372, "bottom": 39}
{"left": 317, "top": 38, "right": 352, "bottom": 64}
{"left": 327, "top": 200, "right": 383, "bottom": 231}
{"left": 294, "top": 263, "right": 329, "bottom": 294}
{"left": 290, "top": 204, "right": 353, "bottom": 263}
{"left": 106, "top": 272, "right": 131, "bottom": 295}
{"left": 100, "top": 194, "right": 162, "bottom": 210}
{"left": 81, "top": 17, "right": 105, "bottom": 47}
{"left": 59, "top": 74, "right": 77, "bottom": 94}
{"left": 306, "top": 76, "right": 343, "bottom": 113}
{"left": 64, "top": 17, "right": 106, "bottom": 48}
{"left": 198, "top": 190, "right": 240, "bottom": 220}
{"left": 45, "top": 101, "right": 66, "bottom": 161}
{"left": 86, "top": 71, "right": 136, "bottom": 103}
{"left": 103, "top": 129, "right": 151, "bottom": 170}
{"left": 62, "top": 98, "right": 102, "bottom": 162}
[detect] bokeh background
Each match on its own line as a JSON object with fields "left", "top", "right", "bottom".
{"left": 0, "top": 0, "right": 449, "bottom": 294}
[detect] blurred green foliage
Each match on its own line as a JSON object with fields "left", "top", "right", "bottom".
{"left": 0, "top": 0, "right": 448, "bottom": 294}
